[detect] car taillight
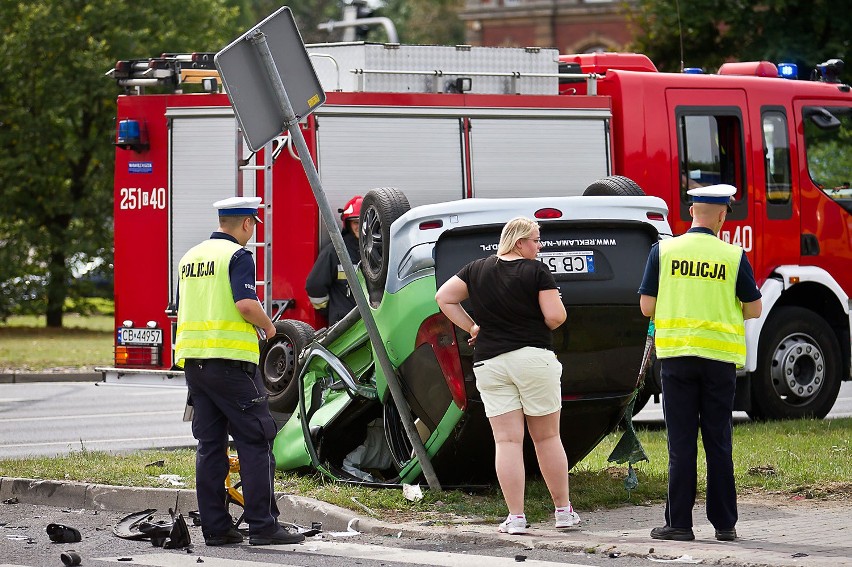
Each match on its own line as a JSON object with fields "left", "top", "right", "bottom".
{"left": 535, "top": 208, "right": 563, "bottom": 219}
{"left": 415, "top": 313, "right": 466, "bottom": 410}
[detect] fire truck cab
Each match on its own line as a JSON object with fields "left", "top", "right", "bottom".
{"left": 560, "top": 52, "right": 851, "bottom": 419}
{"left": 103, "top": 43, "right": 851, "bottom": 421}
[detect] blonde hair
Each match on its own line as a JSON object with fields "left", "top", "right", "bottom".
{"left": 497, "top": 217, "right": 539, "bottom": 255}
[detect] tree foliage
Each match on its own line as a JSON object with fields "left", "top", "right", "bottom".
{"left": 0, "top": 0, "right": 241, "bottom": 327}
{"left": 627, "top": 0, "right": 851, "bottom": 76}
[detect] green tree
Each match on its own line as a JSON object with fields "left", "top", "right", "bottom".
{"left": 627, "top": 0, "right": 850, "bottom": 76}
{"left": 382, "top": 0, "right": 465, "bottom": 45}
{"left": 0, "top": 0, "right": 241, "bottom": 327}
{"left": 241, "top": 1, "right": 465, "bottom": 46}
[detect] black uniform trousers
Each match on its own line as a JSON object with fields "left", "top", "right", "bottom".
{"left": 660, "top": 356, "right": 737, "bottom": 531}
{"left": 184, "top": 358, "right": 279, "bottom": 537}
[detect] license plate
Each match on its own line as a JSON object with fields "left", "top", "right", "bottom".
{"left": 538, "top": 251, "right": 595, "bottom": 274}
{"left": 118, "top": 327, "right": 163, "bottom": 346}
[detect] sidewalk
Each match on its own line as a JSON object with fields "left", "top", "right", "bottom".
{"left": 1, "top": 476, "right": 848, "bottom": 566}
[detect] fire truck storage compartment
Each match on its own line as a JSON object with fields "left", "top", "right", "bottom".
{"left": 166, "top": 107, "right": 257, "bottom": 302}
{"left": 315, "top": 114, "right": 465, "bottom": 211}
{"left": 306, "top": 43, "right": 560, "bottom": 95}
{"left": 468, "top": 116, "right": 609, "bottom": 198}
{"left": 314, "top": 111, "right": 611, "bottom": 217}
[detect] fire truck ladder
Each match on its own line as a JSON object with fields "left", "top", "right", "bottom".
{"left": 238, "top": 132, "right": 290, "bottom": 323}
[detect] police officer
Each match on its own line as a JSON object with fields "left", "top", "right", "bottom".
{"left": 175, "top": 196, "right": 305, "bottom": 547}
{"left": 638, "top": 185, "right": 762, "bottom": 542}
{"left": 305, "top": 195, "right": 362, "bottom": 325}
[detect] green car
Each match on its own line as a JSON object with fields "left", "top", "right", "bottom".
{"left": 262, "top": 179, "right": 671, "bottom": 485}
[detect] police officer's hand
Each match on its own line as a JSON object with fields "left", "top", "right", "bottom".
{"left": 264, "top": 323, "right": 277, "bottom": 339}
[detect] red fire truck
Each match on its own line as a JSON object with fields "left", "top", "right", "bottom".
{"left": 103, "top": 43, "right": 851, "bottom": 421}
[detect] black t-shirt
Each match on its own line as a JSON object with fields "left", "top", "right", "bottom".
{"left": 456, "top": 254, "right": 558, "bottom": 362}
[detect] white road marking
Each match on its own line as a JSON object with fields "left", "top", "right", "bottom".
{"left": 97, "top": 540, "right": 597, "bottom": 566}
{"left": 0, "top": 410, "right": 179, "bottom": 423}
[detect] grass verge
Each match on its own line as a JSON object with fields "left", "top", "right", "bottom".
{"left": 0, "top": 314, "right": 114, "bottom": 371}
{"left": 1, "top": 418, "right": 848, "bottom": 524}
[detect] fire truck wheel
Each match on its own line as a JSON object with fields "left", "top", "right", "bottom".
{"left": 583, "top": 175, "right": 646, "bottom": 196}
{"left": 260, "top": 319, "right": 315, "bottom": 413}
{"left": 359, "top": 187, "right": 411, "bottom": 305}
{"left": 749, "top": 306, "right": 842, "bottom": 420}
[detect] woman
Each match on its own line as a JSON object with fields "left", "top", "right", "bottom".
{"left": 435, "top": 217, "right": 578, "bottom": 535}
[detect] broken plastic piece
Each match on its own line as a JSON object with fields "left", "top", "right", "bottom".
{"left": 163, "top": 510, "right": 192, "bottom": 549}
{"left": 60, "top": 550, "right": 82, "bottom": 566}
{"left": 47, "top": 524, "right": 82, "bottom": 544}
{"left": 114, "top": 509, "right": 158, "bottom": 539}
{"left": 328, "top": 517, "right": 361, "bottom": 537}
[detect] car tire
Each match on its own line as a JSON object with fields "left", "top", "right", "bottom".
{"left": 748, "top": 306, "right": 842, "bottom": 420}
{"left": 583, "top": 175, "right": 646, "bottom": 196}
{"left": 359, "top": 187, "right": 411, "bottom": 305}
{"left": 259, "top": 319, "right": 315, "bottom": 413}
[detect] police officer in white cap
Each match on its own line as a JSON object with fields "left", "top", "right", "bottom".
{"left": 174, "top": 196, "right": 305, "bottom": 547}
{"left": 638, "top": 184, "right": 762, "bottom": 542}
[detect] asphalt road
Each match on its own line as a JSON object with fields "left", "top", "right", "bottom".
{"left": 0, "top": 382, "right": 193, "bottom": 459}
{"left": 0, "top": 380, "right": 850, "bottom": 460}
{"left": 633, "top": 380, "right": 852, "bottom": 425}
{"left": 0, "top": 502, "right": 734, "bottom": 567}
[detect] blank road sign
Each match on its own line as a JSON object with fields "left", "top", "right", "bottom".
{"left": 215, "top": 6, "right": 326, "bottom": 152}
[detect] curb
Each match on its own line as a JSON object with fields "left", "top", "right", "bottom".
{"left": 0, "top": 372, "right": 102, "bottom": 384}
{"left": 2, "top": 476, "right": 849, "bottom": 567}
{"left": 0, "top": 476, "right": 390, "bottom": 535}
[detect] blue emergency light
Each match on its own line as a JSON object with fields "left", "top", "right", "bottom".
{"left": 115, "top": 119, "right": 148, "bottom": 152}
{"left": 683, "top": 67, "right": 704, "bottom": 74}
{"left": 778, "top": 63, "right": 798, "bottom": 79}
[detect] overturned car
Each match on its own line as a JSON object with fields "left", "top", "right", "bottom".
{"left": 261, "top": 182, "right": 671, "bottom": 484}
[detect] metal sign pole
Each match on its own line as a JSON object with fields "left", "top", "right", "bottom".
{"left": 247, "top": 31, "right": 442, "bottom": 492}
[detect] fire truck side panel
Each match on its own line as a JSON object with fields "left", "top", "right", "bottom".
{"left": 113, "top": 95, "right": 181, "bottom": 368}
{"left": 269, "top": 115, "right": 324, "bottom": 329}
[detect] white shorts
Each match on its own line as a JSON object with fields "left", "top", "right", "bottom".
{"left": 473, "top": 346, "right": 562, "bottom": 418}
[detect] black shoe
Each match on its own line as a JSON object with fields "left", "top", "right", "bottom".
{"left": 715, "top": 527, "right": 737, "bottom": 541}
{"left": 650, "top": 525, "right": 695, "bottom": 541}
{"left": 249, "top": 525, "right": 306, "bottom": 546}
{"left": 205, "top": 527, "right": 243, "bottom": 546}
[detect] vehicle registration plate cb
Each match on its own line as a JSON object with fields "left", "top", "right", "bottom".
{"left": 118, "top": 327, "right": 163, "bottom": 345}
{"left": 538, "top": 251, "right": 595, "bottom": 274}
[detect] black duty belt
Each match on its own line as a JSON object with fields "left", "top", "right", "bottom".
{"left": 187, "top": 358, "right": 257, "bottom": 374}
{"left": 226, "top": 359, "right": 258, "bottom": 374}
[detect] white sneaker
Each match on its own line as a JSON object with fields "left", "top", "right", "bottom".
{"left": 555, "top": 508, "right": 580, "bottom": 528}
{"left": 498, "top": 515, "right": 528, "bottom": 534}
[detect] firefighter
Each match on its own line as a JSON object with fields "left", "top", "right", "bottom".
{"left": 174, "top": 196, "right": 305, "bottom": 547}
{"left": 305, "top": 195, "right": 363, "bottom": 325}
{"left": 638, "top": 185, "right": 762, "bottom": 542}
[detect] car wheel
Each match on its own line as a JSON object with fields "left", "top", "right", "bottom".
{"left": 583, "top": 175, "right": 646, "bottom": 196}
{"left": 259, "top": 319, "right": 315, "bottom": 413}
{"left": 359, "top": 187, "right": 411, "bottom": 305}
{"left": 749, "top": 307, "right": 842, "bottom": 420}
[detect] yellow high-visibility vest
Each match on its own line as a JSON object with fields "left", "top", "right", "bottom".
{"left": 174, "top": 239, "right": 259, "bottom": 368}
{"left": 655, "top": 232, "right": 746, "bottom": 366}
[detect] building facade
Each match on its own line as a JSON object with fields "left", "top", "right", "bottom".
{"left": 459, "top": 0, "right": 637, "bottom": 53}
